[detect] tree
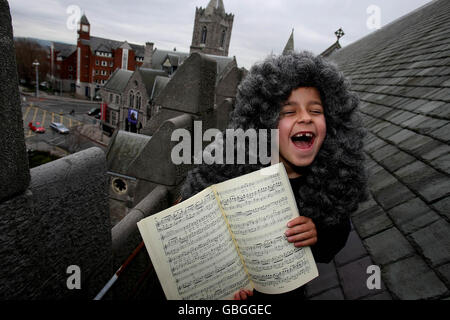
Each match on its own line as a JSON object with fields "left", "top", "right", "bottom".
{"left": 14, "top": 38, "right": 50, "bottom": 86}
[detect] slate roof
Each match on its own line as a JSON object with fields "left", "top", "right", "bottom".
{"left": 82, "top": 36, "right": 145, "bottom": 57}
{"left": 52, "top": 42, "right": 76, "bottom": 58}
{"left": 152, "top": 76, "right": 171, "bottom": 101}
{"left": 305, "top": 0, "right": 450, "bottom": 300}
{"left": 138, "top": 68, "right": 169, "bottom": 99}
{"left": 151, "top": 49, "right": 190, "bottom": 71}
{"left": 103, "top": 69, "right": 133, "bottom": 93}
{"left": 151, "top": 48, "right": 235, "bottom": 81}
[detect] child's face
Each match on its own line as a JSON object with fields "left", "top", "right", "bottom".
{"left": 277, "top": 87, "right": 327, "bottom": 177}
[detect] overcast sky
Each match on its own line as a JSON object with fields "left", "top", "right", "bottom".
{"left": 9, "top": 0, "right": 433, "bottom": 69}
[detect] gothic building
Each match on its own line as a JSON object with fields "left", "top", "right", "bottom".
{"left": 190, "top": 0, "right": 234, "bottom": 57}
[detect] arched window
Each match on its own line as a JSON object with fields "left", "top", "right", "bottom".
{"left": 201, "top": 26, "right": 207, "bottom": 44}
{"left": 129, "top": 90, "right": 134, "bottom": 108}
{"left": 221, "top": 30, "right": 226, "bottom": 48}
{"left": 136, "top": 92, "right": 141, "bottom": 109}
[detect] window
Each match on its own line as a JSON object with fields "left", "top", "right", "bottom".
{"left": 110, "top": 62, "right": 114, "bottom": 67}
{"left": 221, "top": 30, "right": 226, "bottom": 47}
{"left": 101, "top": 61, "right": 107, "bottom": 67}
{"left": 115, "top": 95, "right": 119, "bottom": 105}
{"left": 136, "top": 92, "right": 141, "bottom": 109}
{"left": 129, "top": 91, "right": 134, "bottom": 108}
{"left": 109, "top": 93, "right": 113, "bottom": 103}
{"left": 201, "top": 26, "right": 207, "bottom": 44}
{"left": 68, "top": 66, "right": 73, "bottom": 71}
{"left": 96, "top": 60, "right": 99, "bottom": 65}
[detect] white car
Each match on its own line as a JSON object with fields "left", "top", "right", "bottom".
{"left": 50, "top": 122, "right": 69, "bottom": 134}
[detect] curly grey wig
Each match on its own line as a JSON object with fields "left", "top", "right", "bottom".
{"left": 181, "top": 51, "right": 368, "bottom": 226}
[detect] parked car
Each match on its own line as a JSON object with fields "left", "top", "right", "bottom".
{"left": 28, "top": 121, "right": 45, "bottom": 133}
{"left": 50, "top": 122, "right": 69, "bottom": 134}
{"left": 87, "top": 107, "right": 101, "bottom": 116}
{"left": 93, "top": 95, "right": 102, "bottom": 101}
{"left": 95, "top": 112, "right": 102, "bottom": 119}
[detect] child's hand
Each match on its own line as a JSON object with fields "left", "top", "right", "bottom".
{"left": 233, "top": 289, "right": 254, "bottom": 300}
{"left": 285, "top": 216, "right": 317, "bottom": 247}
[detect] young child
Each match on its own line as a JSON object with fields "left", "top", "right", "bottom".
{"left": 181, "top": 51, "right": 368, "bottom": 300}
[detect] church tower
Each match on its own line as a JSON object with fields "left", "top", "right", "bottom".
{"left": 190, "top": 0, "right": 234, "bottom": 57}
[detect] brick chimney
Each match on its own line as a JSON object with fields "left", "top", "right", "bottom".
{"left": 142, "top": 42, "right": 154, "bottom": 68}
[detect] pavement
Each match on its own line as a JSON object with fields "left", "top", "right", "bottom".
{"left": 19, "top": 86, "right": 100, "bottom": 104}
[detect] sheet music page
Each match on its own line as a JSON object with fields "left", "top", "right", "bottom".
{"left": 215, "top": 163, "right": 319, "bottom": 294}
{"left": 137, "top": 187, "right": 252, "bottom": 300}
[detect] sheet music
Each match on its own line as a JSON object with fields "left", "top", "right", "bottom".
{"left": 137, "top": 187, "right": 251, "bottom": 300}
{"left": 215, "top": 163, "right": 318, "bottom": 294}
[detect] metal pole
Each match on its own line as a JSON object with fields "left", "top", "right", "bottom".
{"left": 35, "top": 64, "right": 39, "bottom": 98}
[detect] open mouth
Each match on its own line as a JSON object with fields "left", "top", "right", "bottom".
{"left": 291, "top": 132, "right": 315, "bottom": 149}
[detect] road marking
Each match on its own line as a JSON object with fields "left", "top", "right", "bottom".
{"left": 31, "top": 107, "right": 38, "bottom": 123}
{"left": 42, "top": 110, "right": 47, "bottom": 127}
{"left": 23, "top": 106, "right": 31, "bottom": 122}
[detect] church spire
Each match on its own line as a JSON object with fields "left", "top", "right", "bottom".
{"left": 206, "top": 0, "right": 225, "bottom": 16}
{"left": 283, "top": 28, "right": 294, "bottom": 55}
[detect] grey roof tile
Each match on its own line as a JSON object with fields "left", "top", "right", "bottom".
{"left": 397, "top": 132, "right": 441, "bottom": 155}
{"left": 309, "top": 287, "right": 344, "bottom": 300}
{"left": 365, "top": 228, "right": 415, "bottom": 265}
{"left": 431, "top": 196, "right": 449, "bottom": 220}
{"left": 414, "top": 117, "right": 449, "bottom": 135}
{"left": 428, "top": 102, "right": 450, "bottom": 118}
{"left": 409, "top": 219, "right": 450, "bottom": 267}
{"left": 437, "top": 264, "right": 450, "bottom": 287}
{"left": 394, "top": 160, "right": 449, "bottom": 203}
{"left": 378, "top": 150, "right": 416, "bottom": 172}
{"left": 383, "top": 255, "right": 448, "bottom": 299}
{"left": 388, "top": 197, "right": 441, "bottom": 234}
{"left": 352, "top": 204, "right": 393, "bottom": 239}
{"left": 430, "top": 153, "right": 450, "bottom": 174}
{"left": 376, "top": 124, "right": 403, "bottom": 140}
{"left": 372, "top": 179, "right": 416, "bottom": 211}
{"left": 325, "top": 0, "right": 450, "bottom": 299}
{"left": 362, "top": 291, "right": 393, "bottom": 300}
{"left": 386, "top": 128, "right": 416, "bottom": 145}
{"left": 305, "top": 262, "right": 339, "bottom": 297}
{"left": 334, "top": 231, "right": 368, "bottom": 267}
{"left": 421, "top": 142, "right": 450, "bottom": 161}
{"left": 338, "top": 256, "right": 385, "bottom": 300}
{"left": 430, "top": 123, "right": 450, "bottom": 142}
{"left": 371, "top": 143, "right": 400, "bottom": 162}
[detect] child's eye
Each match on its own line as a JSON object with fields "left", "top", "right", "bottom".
{"left": 310, "top": 109, "right": 323, "bottom": 115}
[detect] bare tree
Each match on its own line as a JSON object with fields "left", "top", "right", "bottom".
{"left": 14, "top": 38, "right": 50, "bottom": 85}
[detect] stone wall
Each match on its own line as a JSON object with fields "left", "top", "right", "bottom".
{"left": 0, "top": 147, "right": 112, "bottom": 299}
{"left": 0, "top": 0, "right": 30, "bottom": 202}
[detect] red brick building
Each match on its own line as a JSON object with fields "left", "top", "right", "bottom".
{"left": 75, "top": 14, "right": 145, "bottom": 99}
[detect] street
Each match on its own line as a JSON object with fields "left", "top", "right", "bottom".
{"left": 20, "top": 92, "right": 108, "bottom": 156}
